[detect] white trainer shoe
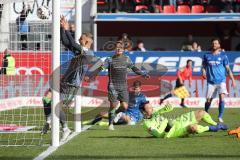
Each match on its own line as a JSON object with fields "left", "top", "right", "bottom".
{"left": 108, "top": 124, "right": 115, "bottom": 130}
{"left": 218, "top": 117, "right": 224, "bottom": 123}
{"left": 113, "top": 112, "right": 123, "bottom": 123}
{"left": 61, "top": 128, "right": 71, "bottom": 142}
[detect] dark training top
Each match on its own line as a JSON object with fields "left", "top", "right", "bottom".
{"left": 60, "top": 27, "right": 94, "bottom": 87}
{"left": 94, "top": 54, "right": 147, "bottom": 90}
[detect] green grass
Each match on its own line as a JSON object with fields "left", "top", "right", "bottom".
{"left": 1, "top": 108, "right": 240, "bottom": 160}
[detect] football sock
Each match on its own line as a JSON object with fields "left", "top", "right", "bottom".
{"left": 162, "top": 93, "right": 172, "bottom": 101}
{"left": 91, "top": 116, "right": 103, "bottom": 125}
{"left": 204, "top": 101, "right": 211, "bottom": 112}
{"left": 108, "top": 108, "right": 116, "bottom": 125}
{"left": 218, "top": 100, "right": 225, "bottom": 118}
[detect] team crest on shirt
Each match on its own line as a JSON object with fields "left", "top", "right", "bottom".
{"left": 218, "top": 57, "right": 221, "bottom": 61}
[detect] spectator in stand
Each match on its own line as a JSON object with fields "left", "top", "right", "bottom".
{"left": 177, "top": 0, "right": 190, "bottom": 5}
{"left": 133, "top": 40, "right": 147, "bottom": 52}
{"left": 118, "top": 33, "right": 133, "bottom": 51}
{"left": 191, "top": 41, "right": 202, "bottom": 52}
{"left": 216, "top": 24, "right": 235, "bottom": 51}
{"left": 16, "top": 3, "right": 31, "bottom": 50}
{"left": 148, "top": 0, "right": 169, "bottom": 13}
{"left": 181, "top": 34, "right": 194, "bottom": 51}
{"left": 234, "top": 22, "right": 240, "bottom": 36}
{"left": 233, "top": 0, "right": 240, "bottom": 12}
{"left": 107, "top": 0, "right": 120, "bottom": 13}
{"left": 221, "top": 0, "right": 234, "bottom": 13}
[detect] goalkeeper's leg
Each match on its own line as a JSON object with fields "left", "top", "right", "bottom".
{"left": 41, "top": 114, "right": 51, "bottom": 135}
{"left": 194, "top": 110, "right": 228, "bottom": 131}
{"left": 60, "top": 108, "right": 71, "bottom": 141}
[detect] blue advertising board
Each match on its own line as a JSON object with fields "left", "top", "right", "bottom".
{"left": 61, "top": 51, "right": 240, "bottom": 76}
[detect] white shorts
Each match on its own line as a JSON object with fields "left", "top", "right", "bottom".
{"left": 206, "top": 82, "right": 228, "bottom": 99}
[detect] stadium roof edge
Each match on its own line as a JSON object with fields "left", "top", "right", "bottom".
{"left": 94, "top": 13, "right": 240, "bottom": 22}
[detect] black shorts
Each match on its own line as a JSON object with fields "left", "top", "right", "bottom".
{"left": 108, "top": 83, "right": 129, "bottom": 103}
{"left": 175, "top": 78, "right": 184, "bottom": 89}
{"left": 60, "top": 82, "right": 79, "bottom": 106}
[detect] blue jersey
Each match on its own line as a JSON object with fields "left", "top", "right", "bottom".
{"left": 202, "top": 52, "right": 229, "bottom": 84}
{"left": 125, "top": 92, "right": 147, "bottom": 122}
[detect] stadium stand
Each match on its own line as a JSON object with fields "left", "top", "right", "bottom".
{"left": 205, "top": 5, "right": 221, "bottom": 13}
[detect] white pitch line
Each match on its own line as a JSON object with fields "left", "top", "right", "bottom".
{"left": 33, "top": 125, "right": 92, "bottom": 160}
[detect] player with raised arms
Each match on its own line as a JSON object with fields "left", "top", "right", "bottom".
{"left": 60, "top": 16, "right": 94, "bottom": 107}
{"left": 86, "top": 41, "right": 149, "bottom": 130}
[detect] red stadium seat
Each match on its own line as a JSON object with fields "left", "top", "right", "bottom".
{"left": 191, "top": 5, "right": 204, "bottom": 13}
{"left": 135, "top": 5, "right": 148, "bottom": 12}
{"left": 97, "top": 0, "right": 106, "bottom": 5}
{"left": 206, "top": 5, "right": 221, "bottom": 13}
{"left": 163, "top": 5, "right": 176, "bottom": 13}
{"left": 177, "top": 5, "right": 190, "bottom": 13}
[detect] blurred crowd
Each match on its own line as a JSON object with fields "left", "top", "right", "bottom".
{"left": 101, "top": 29, "right": 240, "bottom": 52}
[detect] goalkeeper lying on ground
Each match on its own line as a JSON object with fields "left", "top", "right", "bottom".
{"left": 140, "top": 103, "right": 228, "bottom": 138}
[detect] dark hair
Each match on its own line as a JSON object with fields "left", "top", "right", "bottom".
{"left": 133, "top": 80, "right": 142, "bottom": 88}
{"left": 115, "top": 41, "right": 124, "bottom": 49}
{"left": 137, "top": 40, "right": 143, "bottom": 44}
{"left": 186, "top": 59, "right": 193, "bottom": 65}
{"left": 211, "top": 37, "right": 221, "bottom": 44}
{"left": 139, "top": 101, "right": 150, "bottom": 112}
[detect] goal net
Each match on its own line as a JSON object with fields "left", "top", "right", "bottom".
{"left": 0, "top": 0, "right": 54, "bottom": 146}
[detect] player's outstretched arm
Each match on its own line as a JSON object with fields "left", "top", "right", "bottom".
{"left": 60, "top": 16, "right": 83, "bottom": 55}
{"left": 85, "top": 58, "right": 108, "bottom": 81}
{"left": 226, "top": 65, "right": 236, "bottom": 88}
{"left": 127, "top": 56, "right": 149, "bottom": 78}
{"left": 60, "top": 27, "right": 71, "bottom": 49}
{"left": 65, "top": 30, "right": 83, "bottom": 54}
{"left": 201, "top": 54, "right": 207, "bottom": 79}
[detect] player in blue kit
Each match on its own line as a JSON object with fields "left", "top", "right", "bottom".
{"left": 83, "top": 80, "right": 147, "bottom": 125}
{"left": 202, "top": 38, "right": 236, "bottom": 123}
{"left": 113, "top": 80, "right": 147, "bottom": 125}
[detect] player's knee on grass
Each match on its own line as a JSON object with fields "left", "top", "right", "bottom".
{"left": 122, "top": 115, "right": 131, "bottom": 123}
{"left": 187, "top": 124, "right": 197, "bottom": 134}
{"left": 99, "top": 111, "right": 108, "bottom": 118}
{"left": 121, "top": 102, "right": 128, "bottom": 110}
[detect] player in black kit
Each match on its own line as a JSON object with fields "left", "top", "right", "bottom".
{"left": 86, "top": 41, "right": 149, "bottom": 130}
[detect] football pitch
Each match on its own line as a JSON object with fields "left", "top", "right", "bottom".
{"left": 1, "top": 108, "right": 240, "bottom": 160}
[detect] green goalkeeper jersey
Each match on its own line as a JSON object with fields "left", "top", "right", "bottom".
{"left": 143, "top": 104, "right": 173, "bottom": 138}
